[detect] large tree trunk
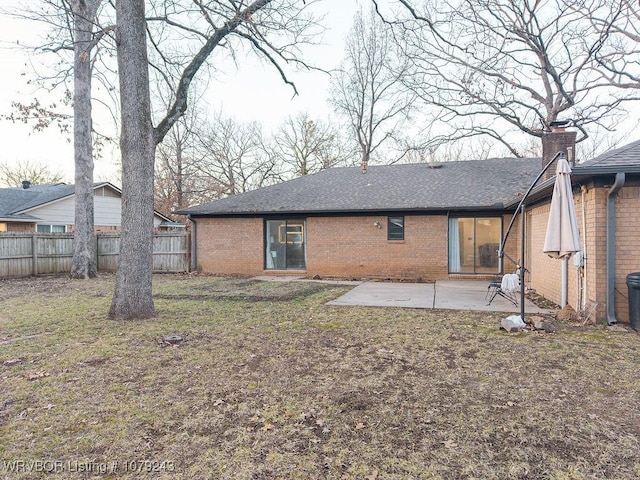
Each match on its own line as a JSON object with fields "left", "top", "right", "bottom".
{"left": 109, "top": 0, "right": 156, "bottom": 320}
{"left": 70, "top": 1, "right": 99, "bottom": 279}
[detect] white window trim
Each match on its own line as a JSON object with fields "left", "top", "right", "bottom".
{"left": 36, "top": 224, "right": 67, "bottom": 233}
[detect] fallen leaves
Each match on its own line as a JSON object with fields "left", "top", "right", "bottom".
{"left": 25, "top": 371, "right": 50, "bottom": 381}
{"left": 443, "top": 439, "right": 459, "bottom": 449}
{"left": 260, "top": 422, "right": 274, "bottom": 432}
{"left": 3, "top": 358, "right": 23, "bottom": 366}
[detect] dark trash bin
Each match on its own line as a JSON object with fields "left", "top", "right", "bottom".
{"left": 626, "top": 273, "right": 640, "bottom": 331}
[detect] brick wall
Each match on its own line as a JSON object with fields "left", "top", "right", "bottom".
{"left": 528, "top": 201, "right": 581, "bottom": 308}
{"left": 6, "top": 222, "right": 36, "bottom": 232}
{"left": 306, "top": 215, "right": 449, "bottom": 280}
{"left": 195, "top": 217, "right": 264, "bottom": 275}
{"left": 615, "top": 184, "right": 640, "bottom": 323}
{"left": 195, "top": 213, "right": 518, "bottom": 281}
{"left": 528, "top": 181, "right": 640, "bottom": 324}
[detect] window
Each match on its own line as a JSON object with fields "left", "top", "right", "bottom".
{"left": 36, "top": 224, "right": 67, "bottom": 233}
{"left": 388, "top": 216, "right": 404, "bottom": 240}
{"left": 265, "top": 219, "right": 306, "bottom": 270}
{"left": 448, "top": 217, "right": 501, "bottom": 274}
{"left": 0, "top": 223, "right": 6, "bottom": 232}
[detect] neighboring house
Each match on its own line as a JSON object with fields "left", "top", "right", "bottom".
{"left": 177, "top": 128, "right": 640, "bottom": 325}
{"left": 0, "top": 182, "right": 180, "bottom": 233}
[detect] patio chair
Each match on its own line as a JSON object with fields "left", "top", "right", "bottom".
{"left": 485, "top": 273, "right": 519, "bottom": 306}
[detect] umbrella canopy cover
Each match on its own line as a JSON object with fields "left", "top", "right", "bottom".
{"left": 543, "top": 157, "right": 582, "bottom": 259}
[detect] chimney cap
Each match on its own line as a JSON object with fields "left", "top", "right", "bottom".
{"left": 21, "top": 180, "right": 31, "bottom": 189}
{"left": 549, "top": 119, "right": 571, "bottom": 132}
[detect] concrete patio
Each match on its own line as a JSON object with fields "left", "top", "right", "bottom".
{"left": 327, "top": 280, "right": 553, "bottom": 314}
{"left": 253, "top": 276, "right": 555, "bottom": 314}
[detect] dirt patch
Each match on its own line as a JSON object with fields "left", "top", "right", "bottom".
{"left": 154, "top": 279, "right": 330, "bottom": 303}
{"left": 0, "top": 273, "right": 114, "bottom": 302}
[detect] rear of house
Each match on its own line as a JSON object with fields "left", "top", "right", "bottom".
{"left": 179, "top": 130, "right": 640, "bottom": 326}
{"left": 178, "top": 159, "right": 535, "bottom": 282}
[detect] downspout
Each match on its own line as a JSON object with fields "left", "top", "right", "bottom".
{"left": 606, "top": 172, "right": 625, "bottom": 325}
{"left": 561, "top": 258, "right": 568, "bottom": 308}
{"left": 189, "top": 215, "right": 198, "bottom": 272}
{"left": 581, "top": 185, "right": 587, "bottom": 313}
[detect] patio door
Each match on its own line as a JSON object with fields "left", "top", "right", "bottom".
{"left": 265, "top": 219, "right": 306, "bottom": 270}
{"left": 449, "top": 217, "right": 501, "bottom": 274}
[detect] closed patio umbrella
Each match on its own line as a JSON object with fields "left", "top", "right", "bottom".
{"left": 543, "top": 156, "right": 581, "bottom": 259}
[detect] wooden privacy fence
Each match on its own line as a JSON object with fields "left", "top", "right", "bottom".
{"left": 0, "top": 232, "right": 190, "bottom": 277}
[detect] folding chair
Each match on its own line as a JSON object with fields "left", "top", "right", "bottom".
{"left": 486, "top": 273, "right": 519, "bottom": 306}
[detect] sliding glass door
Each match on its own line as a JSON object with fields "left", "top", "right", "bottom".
{"left": 449, "top": 217, "right": 501, "bottom": 274}
{"left": 265, "top": 219, "right": 306, "bottom": 270}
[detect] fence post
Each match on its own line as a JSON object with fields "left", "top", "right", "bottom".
{"left": 31, "top": 233, "right": 38, "bottom": 276}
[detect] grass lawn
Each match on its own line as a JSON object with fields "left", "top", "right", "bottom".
{"left": 1, "top": 274, "right": 639, "bottom": 479}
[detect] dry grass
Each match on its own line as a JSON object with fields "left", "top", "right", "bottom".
{"left": 1, "top": 274, "right": 639, "bottom": 480}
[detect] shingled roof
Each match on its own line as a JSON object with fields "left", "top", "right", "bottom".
{"left": 577, "top": 138, "right": 640, "bottom": 171}
{"left": 0, "top": 182, "right": 173, "bottom": 223}
{"left": 178, "top": 157, "right": 542, "bottom": 216}
{"left": 0, "top": 183, "right": 77, "bottom": 222}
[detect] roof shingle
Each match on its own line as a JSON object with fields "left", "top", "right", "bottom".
{"left": 178, "top": 158, "right": 542, "bottom": 216}
{"left": 578, "top": 138, "right": 640, "bottom": 169}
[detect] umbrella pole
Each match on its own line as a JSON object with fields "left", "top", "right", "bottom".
{"left": 498, "top": 151, "right": 562, "bottom": 264}
{"left": 520, "top": 203, "right": 526, "bottom": 322}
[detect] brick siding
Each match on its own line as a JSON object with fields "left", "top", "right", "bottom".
{"left": 528, "top": 181, "right": 640, "bottom": 324}
{"left": 195, "top": 217, "right": 264, "bottom": 275}
{"left": 6, "top": 222, "right": 36, "bottom": 232}
{"left": 195, "top": 214, "right": 518, "bottom": 282}
{"left": 305, "top": 215, "right": 449, "bottom": 280}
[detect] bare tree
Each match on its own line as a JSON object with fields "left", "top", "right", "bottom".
{"left": 3, "top": 0, "right": 115, "bottom": 278}
{"left": 109, "top": 0, "right": 155, "bottom": 319}
{"left": 0, "top": 160, "right": 65, "bottom": 187}
{"left": 110, "top": 0, "right": 321, "bottom": 319}
{"left": 272, "top": 113, "right": 352, "bottom": 176}
{"left": 330, "top": 7, "right": 416, "bottom": 166}
{"left": 154, "top": 109, "right": 216, "bottom": 219}
{"left": 193, "top": 116, "right": 281, "bottom": 197}
{"left": 582, "top": 0, "right": 640, "bottom": 93}
{"left": 379, "top": 0, "right": 637, "bottom": 155}
{"left": 68, "top": 0, "right": 106, "bottom": 280}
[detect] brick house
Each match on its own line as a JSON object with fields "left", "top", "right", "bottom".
{"left": 0, "top": 182, "right": 178, "bottom": 233}
{"left": 176, "top": 158, "right": 537, "bottom": 281}
{"left": 178, "top": 131, "right": 640, "bottom": 325}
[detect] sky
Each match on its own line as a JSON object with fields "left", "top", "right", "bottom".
{"left": 0, "top": 0, "right": 363, "bottom": 185}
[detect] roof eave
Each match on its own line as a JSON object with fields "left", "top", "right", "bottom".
{"left": 503, "top": 164, "right": 640, "bottom": 209}
{"left": 573, "top": 165, "right": 640, "bottom": 175}
{"left": 184, "top": 204, "right": 511, "bottom": 218}
{"left": 0, "top": 217, "right": 38, "bottom": 223}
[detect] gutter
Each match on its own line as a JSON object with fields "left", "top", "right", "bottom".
{"left": 504, "top": 164, "right": 640, "bottom": 210}
{"left": 182, "top": 205, "right": 511, "bottom": 219}
{"left": 606, "top": 172, "right": 625, "bottom": 325}
{"left": 189, "top": 215, "right": 198, "bottom": 272}
{"left": 573, "top": 165, "right": 640, "bottom": 176}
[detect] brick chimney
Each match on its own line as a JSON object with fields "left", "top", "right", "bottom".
{"left": 542, "top": 121, "right": 576, "bottom": 181}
